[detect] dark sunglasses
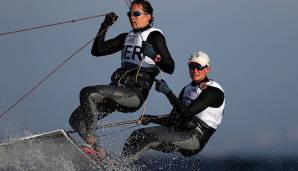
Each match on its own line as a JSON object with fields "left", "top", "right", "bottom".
{"left": 127, "top": 11, "right": 146, "bottom": 17}
{"left": 188, "top": 63, "right": 207, "bottom": 71}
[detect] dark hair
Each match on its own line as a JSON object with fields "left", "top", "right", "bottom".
{"left": 131, "top": 0, "right": 153, "bottom": 15}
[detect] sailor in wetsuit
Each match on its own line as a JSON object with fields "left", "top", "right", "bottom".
{"left": 122, "top": 51, "right": 225, "bottom": 159}
{"left": 69, "top": 0, "right": 174, "bottom": 158}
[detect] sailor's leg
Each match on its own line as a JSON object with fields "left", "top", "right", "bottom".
{"left": 110, "top": 85, "right": 142, "bottom": 112}
{"left": 79, "top": 85, "right": 142, "bottom": 144}
{"left": 151, "top": 128, "right": 201, "bottom": 157}
{"left": 121, "top": 127, "right": 159, "bottom": 160}
{"left": 121, "top": 126, "right": 201, "bottom": 160}
{"left": 69, "top": 106, "right": 87, "bottom": 138}
{"left": 79, "top": 85, "right": 110, "bottom": 144}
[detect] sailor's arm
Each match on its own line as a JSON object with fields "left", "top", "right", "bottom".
{"left": 91, "top": 12, "right": 127, "bottom": 56}
{"left": 167, "top": 86, "right": 224, "bottom": 118}
{"left": 91, "top": 27, "right": 127, "bottom": 56}
{"left": 139, "top": 88, "right": 185, "bottom": 127}
{"left": 140, "top": 112, "right": 182, "bottom": 128}
{"left": 147, "top": 31, "right": 175, "bottom": 74}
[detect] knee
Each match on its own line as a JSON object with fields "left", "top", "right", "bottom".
{"left": 117, "top": 105, "right": 139, "bottom": 113}
{"left": 125, "top": 129, "right": 148, "bottom": 145}
{"left": 69, "top": 113, "right": 75, "bottom": 127}
{"left": 129, "top": 129, "right": 145, "bottom": 140}
{"left": 129, "top": 128, "right": 158, "bottom": 144}
{"left": 80, "top": 86, "right": 94, "bottom": 100}
{"left": 69, "top": 107, "right": 82, "bottom": 127}
{"left": 179, "top": 148, "right": 201, "bottom": 157}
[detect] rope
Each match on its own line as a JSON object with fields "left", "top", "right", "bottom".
{"left": 97, "top": 119, "right": 139, "bottom": 129}
{"left": 0, "top": 13, "right": 108, "bottom": 37}
{"left": 116, "top": 66, "right": 139, "bottom": 86}
{"left": 67, "top": 118, "right": 141, "bottom": 134}
{"left": 124, "top": 0, "right": 131, "bottom": 9}
{"left": 96, "top": 100, "right": 148, "bottom": 139}
{"left": 0, "top": 27, "right": 109, "bottom": 120}
{"left": 98, "top": 124, "right": 138, "bottom": 138}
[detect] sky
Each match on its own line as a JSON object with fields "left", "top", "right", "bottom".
{"left": 0, "top": 0, "right": 298, "bottom": 159}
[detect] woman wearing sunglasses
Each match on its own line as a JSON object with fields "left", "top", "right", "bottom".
{"left": 122, "top": 51, "right": 225, "bottom": 159}
{"left": 69, "top": 0, "right": 174, "bottom": 160}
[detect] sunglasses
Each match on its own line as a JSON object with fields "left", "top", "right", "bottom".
{"left": 127, "top": 11, "right": 147, "bottom": 17}
{"left": 188, "top": 63, "right": 207, "bottom": 71}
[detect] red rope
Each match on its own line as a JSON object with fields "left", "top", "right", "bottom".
{"left": 0, "top": 13, "right": 107, "bottom": 36}
{"left": 0, "top": 27, "right": 109, "bottom": 120}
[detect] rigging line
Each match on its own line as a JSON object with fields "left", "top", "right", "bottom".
{"left": 124, "top": 0, "right": 131, "bottom": 9}
{"left": 67, "top": 118, "right": 140, "bottom": 134}
{"left": 0, "top": 27, "right": 109, "bottom": 120}
{"left": 0, "top": 13, "right": 108, "bottom": 37}
{"left": 67, "top": 125, "right": 139, "bottom": 146}
{"left": 96, "top": 119, "right": 139, "bottom": 129}
{"left": 98, "top": 124, "right": 138, "bottom": 138}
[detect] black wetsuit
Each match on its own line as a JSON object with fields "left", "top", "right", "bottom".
{"left": 122, "top": 78, "right": 225, "bottom": 158}
{"left": 69, "top": 24, "right": 174, "bottom": 141}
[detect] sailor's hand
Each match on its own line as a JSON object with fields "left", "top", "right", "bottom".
{"left": 155, "top": 79, "right": 172, "bottom": 95}
{"left": 139, "top": 115, "right": 155, "bottom": 125}
{"left": 141, "top": 41, "right": 158, "bottom": 61}
{"left": 102, "top": 12, "right": 118, "bottom": 27}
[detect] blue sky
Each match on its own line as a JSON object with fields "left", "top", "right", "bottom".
{"left": 0, "top": 0, "right": 298, "bottom": 158}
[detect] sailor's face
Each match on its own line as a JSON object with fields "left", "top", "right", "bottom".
{"left": 189, "top": 63, "right": 210, "bottom": 82}
{"left": 128, "top": 3, "right": 151, "bottom": 29}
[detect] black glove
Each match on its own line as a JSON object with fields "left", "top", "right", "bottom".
{"left": 155, "top": 79, "right": 172, "bottom": 95}
{"left": 141, "top": 41, "right": 157, "bottom": 59}
{"left": 139, "top": 115, "right": 156, "bottom": 125}
{"left": 102, "top": 12, "right": 118, "bottom": 27}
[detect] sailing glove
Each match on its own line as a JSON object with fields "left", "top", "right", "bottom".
{"left": 155, "top": 79, "right": 172, "bottom": 95}
{"left": 141, "top": 41, "right": 157, "bottom": 60}
{"left": 102, "top": 12, "right": 118, "bottom": 27}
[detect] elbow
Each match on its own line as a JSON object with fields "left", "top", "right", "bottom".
{"left": 166, "top": 62, "right": 175, "bottom": 74}
{"left": 168, "top": 59, "right": 175, "bottom": 74}
{"left": 91, "top": 48, "right": 98, "bottom": 56}
{"left": 91, "top": 48, "right": 103, "bottom": 57}
{"left": 159, "top": 60, "right": 175, "bottom": 74}
{"left": 168, "top": 64, "right": 175, "bottom": 74}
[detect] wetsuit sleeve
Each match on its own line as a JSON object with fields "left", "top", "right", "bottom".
{"left": 147, "top": 31, "right": 175, "bottom": 74}
{"left": 166, "top": 86, "right": 224, "bottom": 119}
{"left": 149, "top": 88, "right": 186, "bottom": 127}
{"left": 91, "top": 24, "right": 128, "bottom": 56}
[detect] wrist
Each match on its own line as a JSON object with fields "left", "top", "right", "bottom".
{"left": 101, "top": 23, "right": 109, "bottom": 29}
{"left": 164, "top": 90, "right": 172, "bottom": 96}
{"left": 164, "top": 90, "right": 173, "bottom": 97}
